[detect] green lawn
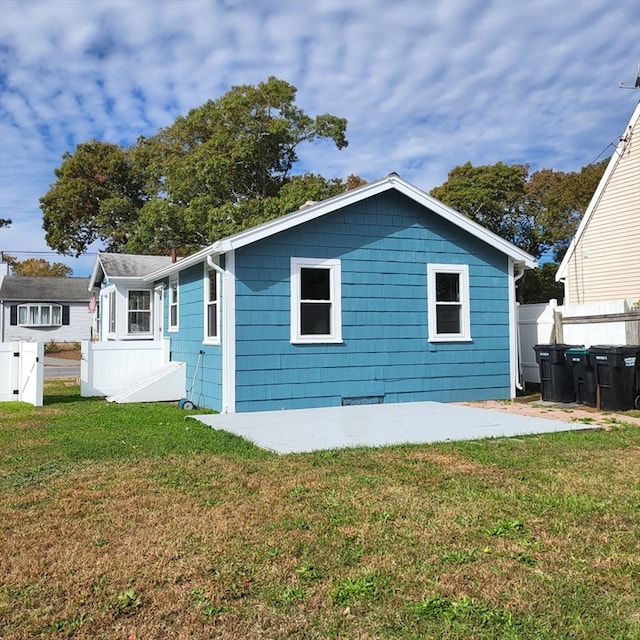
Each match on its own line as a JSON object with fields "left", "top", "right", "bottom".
{"left": 1, "top": 380, "right": 639, "bottom": 639}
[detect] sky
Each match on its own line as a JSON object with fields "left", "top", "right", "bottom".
{"left": 1, "top": 0, "right": 639, "bottom": 277}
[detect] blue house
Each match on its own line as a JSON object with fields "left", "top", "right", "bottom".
{"left": 143, "top": 174, "right": 536, "bottom": 413}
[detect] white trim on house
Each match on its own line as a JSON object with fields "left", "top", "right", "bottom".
{"left": 168, "top": 274, "right": 179, "bottom": 332}
{"left": 426, "top": 263, "right": 471, "bottom": 342}
{"left": 143, "top": 174, "right": 536, "bottom": 283}
{"left": 556, "top": 101, "right": 640, "bottom": 285}
{"left": 202, "top": 263, "right": 221, "bottom": 345}
{"left": 509, "top": 258, "right": 522, "bottom": 397}
{"left": 290, "top": 257, "right": 343, "bottom": 344}
{"left": 223, "top": 250, "right": 236, "bottom": 414}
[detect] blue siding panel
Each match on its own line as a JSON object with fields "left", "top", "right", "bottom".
{"left": 232, "top": 192, "right": 514, "bottom": 412}
{"left": 158, "top": 262, "right": 224, "bottom": 411}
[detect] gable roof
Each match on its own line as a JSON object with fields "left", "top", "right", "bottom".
{"left": 0, "top": 276, "right": 91, "bottom": 302}
{"left": 145, "top": 173, "right": 536, "bottom": 282}
{"left": 556, "top": 101, "right": 640, "bottom": 281}
{"left": 89, "top": 253, "right": 174, "bottom": 290}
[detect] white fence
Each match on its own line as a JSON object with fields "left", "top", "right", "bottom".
{"left": 81, "top": 339, "right": 172, "bottom": 397}
{"left": 518, "top": 298, "right": 640, "bottom": 384}
{"left": 0, "top": 341, "right": 44, "bottom": 406}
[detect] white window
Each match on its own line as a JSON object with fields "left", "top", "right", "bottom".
{"left": 108, "top": 290, "right": 116, "bottom": 335}
{"left": 291, "top": 257, "right": 342, "bottom": 343}
{"left": 17, "top": 304, "right": 62, "bottom": 326}
{"left": 168, "top": 275, "right": 179, "bottom": 331}
{"left": 204, "top": 267, "right": 219, "bottom": 344}
{"left": 427, "top": 264, "right": 471, "bottom": 342}
{"left": 127, "top": 290, "right": 151, "bottom": 334}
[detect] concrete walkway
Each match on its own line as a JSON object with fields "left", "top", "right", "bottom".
{"left": 192, "top": 401, "right": 599, "bottom": 454}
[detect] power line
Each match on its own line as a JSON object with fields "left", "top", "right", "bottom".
{"left": 0, "top": 250, "right": 98, "bottom": 257}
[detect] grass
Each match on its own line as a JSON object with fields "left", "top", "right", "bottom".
{"left": 1, "top": 380, "right": 639, "bottom": 639}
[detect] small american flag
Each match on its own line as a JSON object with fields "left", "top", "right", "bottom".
{"left": 88, "top": 295, "right": 97, "bottom": 313}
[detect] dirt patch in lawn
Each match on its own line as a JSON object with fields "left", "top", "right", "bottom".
{"left": 459, "top": 398, "right": 640, "bottom": 428}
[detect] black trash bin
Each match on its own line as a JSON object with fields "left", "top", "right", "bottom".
{"left": 565, "top": 347, "right": 596, "bottom": 407}
{"left": 533, "top": 344, "right": 581, "bottom": 403}
{"left": 589, "top": 345, "right": 640, "bottom": 411}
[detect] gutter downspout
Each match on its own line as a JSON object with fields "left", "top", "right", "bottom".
{"left": 513, "top": 264, "right": 526, "bottom": 392}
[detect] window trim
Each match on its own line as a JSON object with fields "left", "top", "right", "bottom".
{"left": 168, "top": 275, "right": 179, "bottom": 332}
{"left": 427, "top": 263, "right": 471, "bottom": 342}
{"left": 203, "top": 264, "right": 220, "bottom": 345}
{"left": 16, "top": 303, "right": 63, "bottom": 327}
{"left": 291, "top": 257, "right": 342, "bottom": 344}
{"left": 127, "top": 289, "right": 152, "bottom": 335}
{"left": 108, "top": 289, "right": 116, "bottom": 336}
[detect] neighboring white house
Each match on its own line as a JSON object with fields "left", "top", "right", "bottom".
{"left": 0, "top": 275, "right": 93, "bottom": 343}
{"left": 88, "top": 253, "right": 174, "bottom": 341}
{"left": 556, "top": 101, "right": 640, "bottom": 306}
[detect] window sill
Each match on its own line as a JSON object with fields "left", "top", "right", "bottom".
{"left": 291, "top": 337, "right": 344, "bottom": 345}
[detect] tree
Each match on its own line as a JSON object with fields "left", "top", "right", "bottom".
{"left": 526, "top": 159, "right": 608, "bottom": 262}
{"left": 4, "top": 255, "right": 72, "bottom": 277}
{"left": 430, "top": 162, "right": 543, "bottom": 256}
{"left": 41, "top": 78, "right": 348, "bottom": 257}
{"left": 430, "top": 160, "right": 608, "bottom": 260}
{"left": 40, "top": 140, "right": 144, "bottom": 257}
{"left": 0, "top": 218, "right": 11, "bottom": 228}
{"left": 127, "top": 77, "right": 348, "bottom": 253}
{"left": 516, "top": 262, "right": 564, "bottom": 304}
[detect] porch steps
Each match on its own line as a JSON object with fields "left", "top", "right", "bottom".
{"left": 106, "top": 361, "right": 186, "bottom": 404}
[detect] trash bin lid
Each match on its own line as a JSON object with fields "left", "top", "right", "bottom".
{"left": 565, "top": 347, "right": 590, "bottom": 355}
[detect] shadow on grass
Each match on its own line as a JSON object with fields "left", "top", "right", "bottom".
{"left": 43, "top": 381, "right": 96, "bottom": 407}
{"left": 44, "top": 393, "right": 96, "bottom": 406}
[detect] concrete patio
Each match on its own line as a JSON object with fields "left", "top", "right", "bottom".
{"left": 191, "top": 400, "right": 599, "bottom": 454}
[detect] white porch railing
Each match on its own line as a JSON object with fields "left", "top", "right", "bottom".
{"left": 0, "top": 341, "right": 44, "bottom": 406}
{"left": 81, "top": 339, "right": 172, "bottom": 397}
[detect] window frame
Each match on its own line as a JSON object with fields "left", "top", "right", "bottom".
{"left": 291, "top": 257, "right": 342, "bottom": 344}
{"left": 16, "top": 304, "right": 63, "bottom": 327}
{"left": 127, "top": 289, "right": 152, "bottom": 335}
{"left": 168, "top": 275, "right": 179, "bottom": 332}
{"left": 203, "top": 264, "right": 220, "bottom": 345}
{"left": 108, "top": 289, "right": 116, "bottom": 336}
{"left": 427, "top": 263, "right": 471, "bottom": 342}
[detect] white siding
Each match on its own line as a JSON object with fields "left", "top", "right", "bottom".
{"left": 565, "top": 108, "right": 640, "bottom": 304}
{"left": 1, "top": 302, "right": 93, "bottom": 343}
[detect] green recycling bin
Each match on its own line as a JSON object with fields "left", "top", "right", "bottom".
{"left": 565, "top": 347, "right": 596, "bottom": 407}
{"left": 589, "top": 345, "right": 640, "bottom": 411}
{"left": 533, "top": 344, "right": 581, "bottom": 403}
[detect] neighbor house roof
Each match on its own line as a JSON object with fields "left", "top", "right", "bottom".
{"left": 556, "top": 101, "right": 640, "bottom": 281}
{"left": 89, "top": 253, "right": 174, "bottom": 290}
{"left": 144, "top": 173, "right": 537, "bottom": 282}
{"left": 0, "top": 276, "right": 91, "bottom": 302}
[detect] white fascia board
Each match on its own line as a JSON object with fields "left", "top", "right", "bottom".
{"left": 556, "top": 101, "right": 640, "bottom": 281}
{"left": 144, "top": 173, "right": 537, "bottom": 280}
{"left": 88, "top": 255, "right": 106, "bottom": 290}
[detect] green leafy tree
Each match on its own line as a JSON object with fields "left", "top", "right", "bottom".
{"left": 516, "top": 262, "right": 564, "bottom": 304}
{"left": 40, "top": 140, "right": 144, "bottom": 257}
{"left": 430, "top": 162, "right": 542, "bottom": 256}
{"left": 430, "top": 160, "right": 608, "bottom": 261}
{"left": 127, "top": 77, "right": 348, "bottom": 253}
{"left": 526, "top": 159, "right": 608, "bottom": 262}
{"left": 41, "top": 78, "right": 349, "bottom": 257}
